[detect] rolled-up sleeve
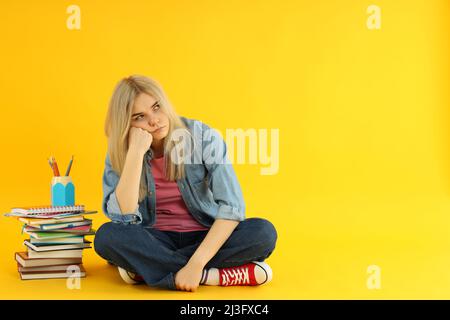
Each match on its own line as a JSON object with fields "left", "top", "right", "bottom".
{"left": 102, "top": 153, "right": 143, "bottom": 224}
{"left": 201, "top": 123, "right": 246, "bottom": 222}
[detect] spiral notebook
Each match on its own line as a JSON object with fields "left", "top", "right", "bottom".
{"left": 11, "top": 205, "right": 85, "bottom": 215}
{"left": 3, "top": 205, "right": 97, "bottom": 218}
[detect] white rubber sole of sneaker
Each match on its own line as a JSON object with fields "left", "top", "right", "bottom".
{"left": 117, "top": 266, "right": 140, "bottom": 285}
{"left": 252, "top": 261, "right": 273, "bottom": 284}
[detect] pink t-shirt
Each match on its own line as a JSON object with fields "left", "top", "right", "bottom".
{"left": 150, "top": 156, "right": 209, "bottom": 232}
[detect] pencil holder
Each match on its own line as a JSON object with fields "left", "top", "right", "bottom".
{"left": 51, "top": 176, "right": 75, "bottom": 206}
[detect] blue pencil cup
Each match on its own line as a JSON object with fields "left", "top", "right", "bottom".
{"left": 51, "top": 176, "right": 75, "bottom": 206}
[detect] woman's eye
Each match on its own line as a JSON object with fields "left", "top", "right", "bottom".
{"left": 153, "top": 103, "right": 160, "bottom": 111}
{"left": 135, "top": 115, "right": 144, "bottom": 120}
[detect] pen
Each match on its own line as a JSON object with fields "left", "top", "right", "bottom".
{"left": 65, "top": 155, "right": 74, "bottom": 176}
{"left": 49, "top": 157, "right": 56, "bottom": 176}
{"left": 48, "top": 158, "right": 54, "bottom": 171}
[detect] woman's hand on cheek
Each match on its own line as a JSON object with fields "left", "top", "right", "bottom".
{"left": 127, "top": 126, "right": 154, "bottom": 156}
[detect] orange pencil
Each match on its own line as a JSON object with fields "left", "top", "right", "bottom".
{"left": 51, "top": 156, "right": 60, "bottom": 176}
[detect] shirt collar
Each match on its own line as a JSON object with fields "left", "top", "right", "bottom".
{"left": 145, "top": 148, "right": 154, "bottom": 161}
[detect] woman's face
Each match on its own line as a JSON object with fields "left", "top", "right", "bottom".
{"left": 130, "top": 93, "right": 170, "bottom": 143}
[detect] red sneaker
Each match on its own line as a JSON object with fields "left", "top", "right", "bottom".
{"left": 219, "top": 261, "right": 272, "bottom": 286}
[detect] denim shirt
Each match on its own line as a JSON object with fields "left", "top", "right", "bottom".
{"left": 102, "top": 116, "right": 246, "bottom": 227}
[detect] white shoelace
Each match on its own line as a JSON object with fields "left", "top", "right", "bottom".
{"left": 221, "top": 267, "right": 250, "bottom": 286}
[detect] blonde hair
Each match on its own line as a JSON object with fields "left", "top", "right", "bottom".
{"left": 104, "top": 75, "right": 190, "bottom": 202}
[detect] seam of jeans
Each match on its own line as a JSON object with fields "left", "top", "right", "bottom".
{"left": 168, "top": 272, "right": 177, "bottom": 290}
{"left": 222, "top": 251, "right": 271, "bottom": 264}
{"left": 221, "top": 246, "right": 274, "bottom": 264}
{"left": 142, "top": 228, "right": 189, "bottom": 261}
{"left": 222, "top": 255, "right": 268, "bottom": 264}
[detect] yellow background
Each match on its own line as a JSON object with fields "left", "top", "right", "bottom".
{"left": 0, "top": 0, "right": 449, "bottom": 299}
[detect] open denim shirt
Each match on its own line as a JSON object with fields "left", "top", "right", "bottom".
{"left": 102, "top": 116, "right": 246, "bottom": 227}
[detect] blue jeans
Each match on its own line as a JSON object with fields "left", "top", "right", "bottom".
{"left": 94, "top": 217, "right": 277, "bottom": 290}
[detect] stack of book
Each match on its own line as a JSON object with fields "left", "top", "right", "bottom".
{"left": 4, "top": 205, "right": 97, "bottom": 280}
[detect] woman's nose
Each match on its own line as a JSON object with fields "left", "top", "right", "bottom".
{"left": 148, "top": 117, "right": 159, "bottom": 127}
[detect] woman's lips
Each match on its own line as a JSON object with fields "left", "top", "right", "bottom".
{"left": 152, "top": 126, "right": 165, "bottom": 133}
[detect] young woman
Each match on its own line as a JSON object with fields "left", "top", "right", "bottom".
{"left": 94, "top": 75, "right": 277, "bottom": 292}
